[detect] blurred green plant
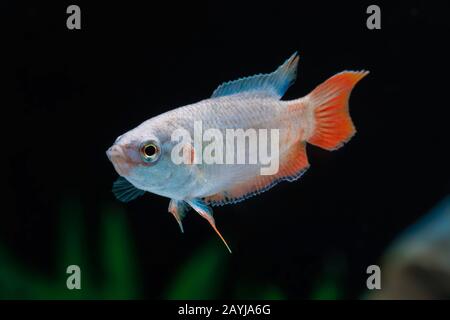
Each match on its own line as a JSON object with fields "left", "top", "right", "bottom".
{"left": 165, "top": 240, "right": 286, "bottom": 300}
{"left": 234, "top": 284, "right": 285, "bottom": 300}
{"left": 0, "top": 197, "right": 296, "bottom": 299}
{"left": 0, "top": 198, "right": 140, "bottom": 299}
{"left": 165, "top": 240, "right": 227, "bottom": 299}
{"left": 310, "top": 254, "right": 346, "bottom": 300}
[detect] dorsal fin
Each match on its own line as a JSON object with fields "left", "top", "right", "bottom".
{"left": 211, "top": 52, "right": 299, "bottom": 99}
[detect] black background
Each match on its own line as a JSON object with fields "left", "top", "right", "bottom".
{"left": 2, "top": 0, "right": 449, "bottom": 299}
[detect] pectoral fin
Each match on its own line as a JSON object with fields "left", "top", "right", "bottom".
{"left": 186, "top": 199, "right": 232, "bottom": 253}
{"left": 112, "top": 176, "right": 145, "bottom": 202}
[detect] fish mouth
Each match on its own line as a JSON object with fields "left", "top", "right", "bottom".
{"left": 107, "top": 145, "right": 131, "bottom": 176}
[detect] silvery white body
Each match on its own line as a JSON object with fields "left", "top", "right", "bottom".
{"left": 122, "top": 93, "right": 308, "bottom": 201}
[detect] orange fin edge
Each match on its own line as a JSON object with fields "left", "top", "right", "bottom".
{"left": 204, "top": 142, "right": 309, "bottom": 206}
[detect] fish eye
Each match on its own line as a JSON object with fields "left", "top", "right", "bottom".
{"left": 140, "top": 140, "right": 160, "bottom": 163}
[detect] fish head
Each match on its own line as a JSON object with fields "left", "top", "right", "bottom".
{"left": 106, "top": 124, "right": 179, "bottom": 192}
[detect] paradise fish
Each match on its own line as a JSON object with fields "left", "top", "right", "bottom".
{"left": 106, "top": 53, "right": 368, "bottom": 252}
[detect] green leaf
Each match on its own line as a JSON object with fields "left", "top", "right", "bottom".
{"left": 100, "top": 204, "right": 139, "bottom": 299}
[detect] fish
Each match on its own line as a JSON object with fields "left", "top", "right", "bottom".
{"left": 106, "top": 52, "right": 368, "bottom": 252}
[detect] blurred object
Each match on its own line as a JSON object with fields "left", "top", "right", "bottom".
{"left": 369, "top": 196, "right": 450, "bottom": 299}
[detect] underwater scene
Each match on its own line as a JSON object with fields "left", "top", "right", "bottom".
{"left": 1, "top": 1, "right": 449, "bottom": 302}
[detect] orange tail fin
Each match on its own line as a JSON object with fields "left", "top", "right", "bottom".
{"left": 306, "top": 71, "right": 369, "bottom": 150}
